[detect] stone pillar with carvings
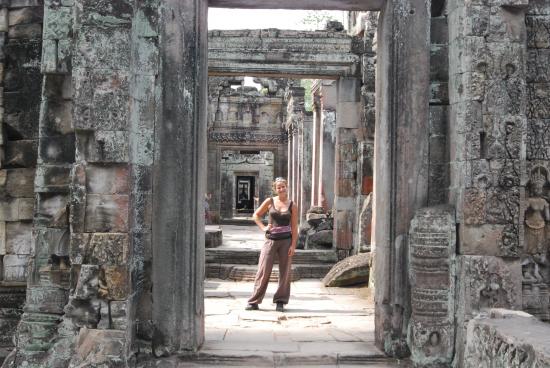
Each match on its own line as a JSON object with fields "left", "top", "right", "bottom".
{"left": 333, "top": 77, "right": 361, "bottom": 260}
{"left": 408, "top": 206, "right": 456, "bottom": 367}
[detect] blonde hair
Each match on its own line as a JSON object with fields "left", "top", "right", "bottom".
{"left": 272, "top": 177, "right": 288, "bottom": 192}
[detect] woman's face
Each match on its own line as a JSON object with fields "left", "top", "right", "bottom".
{"left": 275, "top": 182, "right": 287, "bottom": 195}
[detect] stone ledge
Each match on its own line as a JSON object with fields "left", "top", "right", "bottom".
{"left": 464, "top": 309, "right": 550, "bottom": 367}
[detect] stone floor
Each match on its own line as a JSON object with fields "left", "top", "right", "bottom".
{"left": 180, "top": 224, "right": 407, "bottom": 366}
{"left": 176, "top": 279, "right": 408, "bottom": 367}
{"left": 215, "top": 224, "right": 266, "bottom": 249}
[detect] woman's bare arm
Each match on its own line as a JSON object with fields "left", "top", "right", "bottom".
{"left": 288, "top": 203, "right": 299, "bottom": 257}
{"left": 253, "top": 198, "right": 272, "bottom": 232}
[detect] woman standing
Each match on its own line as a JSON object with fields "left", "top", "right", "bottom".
{"left": 246, "top": 177, "right": 298, "bottom": 312}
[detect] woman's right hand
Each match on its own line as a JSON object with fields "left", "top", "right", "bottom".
{"left": 264, "top": 224, "right": 273, "bottom": 233}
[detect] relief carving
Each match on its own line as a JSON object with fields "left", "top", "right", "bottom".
{"left": 522, "top": 166, "right": 550, "bottom": 320}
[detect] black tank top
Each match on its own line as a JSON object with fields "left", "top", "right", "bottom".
{"left": 269, "top": 198, "right": 292, "bottom": 227}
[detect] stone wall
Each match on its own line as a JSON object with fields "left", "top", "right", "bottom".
{"left": 207, "top": 77, "right": 288, "bottom": 219}
{"left": 448, "top": 0, "right": 530, "bottom": 364}
{"left": 523, "top": 0, "right": 550, "bottom": 322}
{"left": 0, "top": 0, "right": 42, "bottom": 361}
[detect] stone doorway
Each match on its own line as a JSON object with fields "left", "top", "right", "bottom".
{"left": 151, "top": 0, "right": 430, "bottom": 359}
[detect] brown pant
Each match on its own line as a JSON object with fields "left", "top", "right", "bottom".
{"left": 248, "top": 237, "right": 293, "bottom": 305}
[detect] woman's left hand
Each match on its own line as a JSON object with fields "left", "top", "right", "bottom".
{"left": 288, "top": 246, "right": 295, "bottom": 257}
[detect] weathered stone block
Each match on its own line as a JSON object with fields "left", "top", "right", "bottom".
{"left": 84, "top": 194, "right": 128, "bottom": 232}
{"left": 528, "top": 49, "right": 550, "bottom": 83}
{"left": 430, "top": 44, "right": 449, "bottom": 82}
{"left": 86, "top": 165, "right": 129, "bottom": 194}
{"left": 0, "top": 221, "right": 5, "bottom": 255}
{"left": 35, "top": 165, "right": 71, "bottom": 193}
{"left": 322, "top": 252, "right": 369, "bottom": 287}
{"left": 43, "top": 5, "right": 72, "bottom": 40}
{"left": 35, "top": 228, "right": 69, "bottom": 261}
{"left": 527, "top": 119, "right": 550, "bottom": 160}
{"left": 38, "top": 134, "right": 76, "bottom": 164}
{"left": 101, "top": 266, "right": 129, "bottom": 301}
{"left": 74, "top": 265, "right": 99, "bottom": 300}
{"left": 133, "top": 36, "right": 158, "bottom": 75}
{"left": 129, "top": 128, "right": 154, "bottom": 165}
{"left": 35, "top": 193, "right": 69, "bottom": 228}
{"left": 456, "top": 256, "right": 521, "bottom": 318}
{"left": 527, "top": 15, "right": 550, "bottom": 49}
{"left": 130, "top": 75, "right": 156, "bottom": 131}
{"left": 76, "top": 131, "right": 129, "bottom": 163}
{"left": 8, "top": 6, "right": 43, "bottom": 26}
{"left": 205, "top": 226, "right": 222, "bottom": 248}
{"left": 131, "top": 164, "right": 152, "bottom": 193}
{"left": 73, "top": 70, "right": 129, "bottom": 131}
{"left": 3, "top": 254, "right": 27, "bottom": 281}
{"left": 40, "top": 98, "right": 73, "bottom": 136}
{"left": 4, "top": 139, "right": 38, "bottom": 168}
{"left": 7, "top": 23, "right": 41, "bottom": 39}
{"left": 129, "top": 191, "right": 152, "bottom": 232}
{"left": 1, "top": 168, "right": 35, "bottom": 197}
{"left": 528, "top": 83, "right": 550, "bottom": 119}
{"left": 5, "top": 221, "right": 32, "bottom": 255}
{"left": 70, "top": 328, "right": 126, "bottom": 367}
{"left": 89, "top": 233, "right": 128, "bottom": 265}
{"left": 109, "top": 300, "right": 127, "bottom": 330}
{"left": 74, "top": 26, "right": 131, "bottom": 70}
{"left": 0, "top": 198, "right": 33, "bottom": 221}
{"left": 464, "top": 310, "right": 550, "bottom": 368}
{"left": 0, "top": 8, "right": 7, "bottom": 32}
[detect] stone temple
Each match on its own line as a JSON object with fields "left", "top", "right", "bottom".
{"left": 0, "top": 0, "right": 549, "bottom": 367}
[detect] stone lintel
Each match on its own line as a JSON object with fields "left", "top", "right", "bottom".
{"left": 208, "top": 0, "right": 385, "bottom": 11}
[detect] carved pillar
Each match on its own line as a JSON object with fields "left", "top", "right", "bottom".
{"left": 409, "top": 206, "right": 456, "bottom": 367}
{"left": 152, "top": 0, "right": 207, "bottom": 355}
{"left": 300, "top": 114, "right": 313, "bottom": 222}
{"left": 374, "top": 0, "right": 430, "bottom": 356}
{"left": 311, "top": 92, "right": 322, "bottom": 207}
{"left": 333, "top": 77, "right": 361, "bottom": 260}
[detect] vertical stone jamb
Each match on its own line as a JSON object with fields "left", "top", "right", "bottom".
{"left": 153, "top": 0, "right": 207, "bottom": 355}
{"left": 374, "top": 0, "right": 431, "bottom": 356}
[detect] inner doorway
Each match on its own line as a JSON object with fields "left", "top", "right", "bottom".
{"left": 235, "top": 175, "right": 255, "bottom": 213}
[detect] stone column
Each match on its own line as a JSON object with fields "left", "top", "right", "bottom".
{"left": 300, "top": 113, "right": 313, "bottom": 222}
{"left": 311, "top": 94, "right": 322, "bottom": 207}
{"left": 287, "top": 132, "right": 293, "bottom": 198}
{"left": 333, "top": 77, "right": 361, "bottom": 260}
{"left": 152, "top": 0, "right": 207, "bottom": 355}
{"left": 373, "top": 0, "right": 430, "bottom": 356}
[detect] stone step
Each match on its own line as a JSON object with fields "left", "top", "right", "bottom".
{"left": 206, "top": 263, "right": 333, "bottom": 281}
{"left": 183, "top": 349, "right": 404, "bottom": 367}
{"left": 206, "top": 248, "right": 337, "bottom": 265}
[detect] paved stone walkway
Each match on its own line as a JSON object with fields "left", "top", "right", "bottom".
{"left": 176, "top": 279, "right": 406, "bottom": 367}
{"left": 181, "top": 224, "right": 408, "bottom": 366}
{"left": 216, "top": 224, "right": 266, "bottom": 249}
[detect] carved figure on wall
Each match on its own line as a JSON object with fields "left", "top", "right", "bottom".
{"left": 522, "top": 166, "right": 550, "bottom": 321}
{"left": 525, "top": 166, "right": 550, "bottom": 255}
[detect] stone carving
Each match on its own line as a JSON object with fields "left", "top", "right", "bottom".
{"left": 408, "top": 206, "right": 456, "bottom": 367}
{"left": 208, "top": 131, "right": 288, "bottom": 144}
{"left": 464, "top": 310, "right": 550, "bottom": 368}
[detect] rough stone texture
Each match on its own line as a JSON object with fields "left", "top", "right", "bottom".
{"left": 408, "top": 206, "right": 456, "bottom": 367}
{"left": 374, "top": 0, "right": 431, "bottom": 357}
{"left": 207, "top": 77, "right": 288, "bottom": 220}
{"left": 322, "top": 252, "right": 370, "bottom": 287}
{"left": 205, "top": 226, "right": 222, "bottom": 248}
{"left": 464, "top": 309, "right": 550, "bottom": 368}
{"left": 208, "top": 29, "right": 362, "bottom": 78}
